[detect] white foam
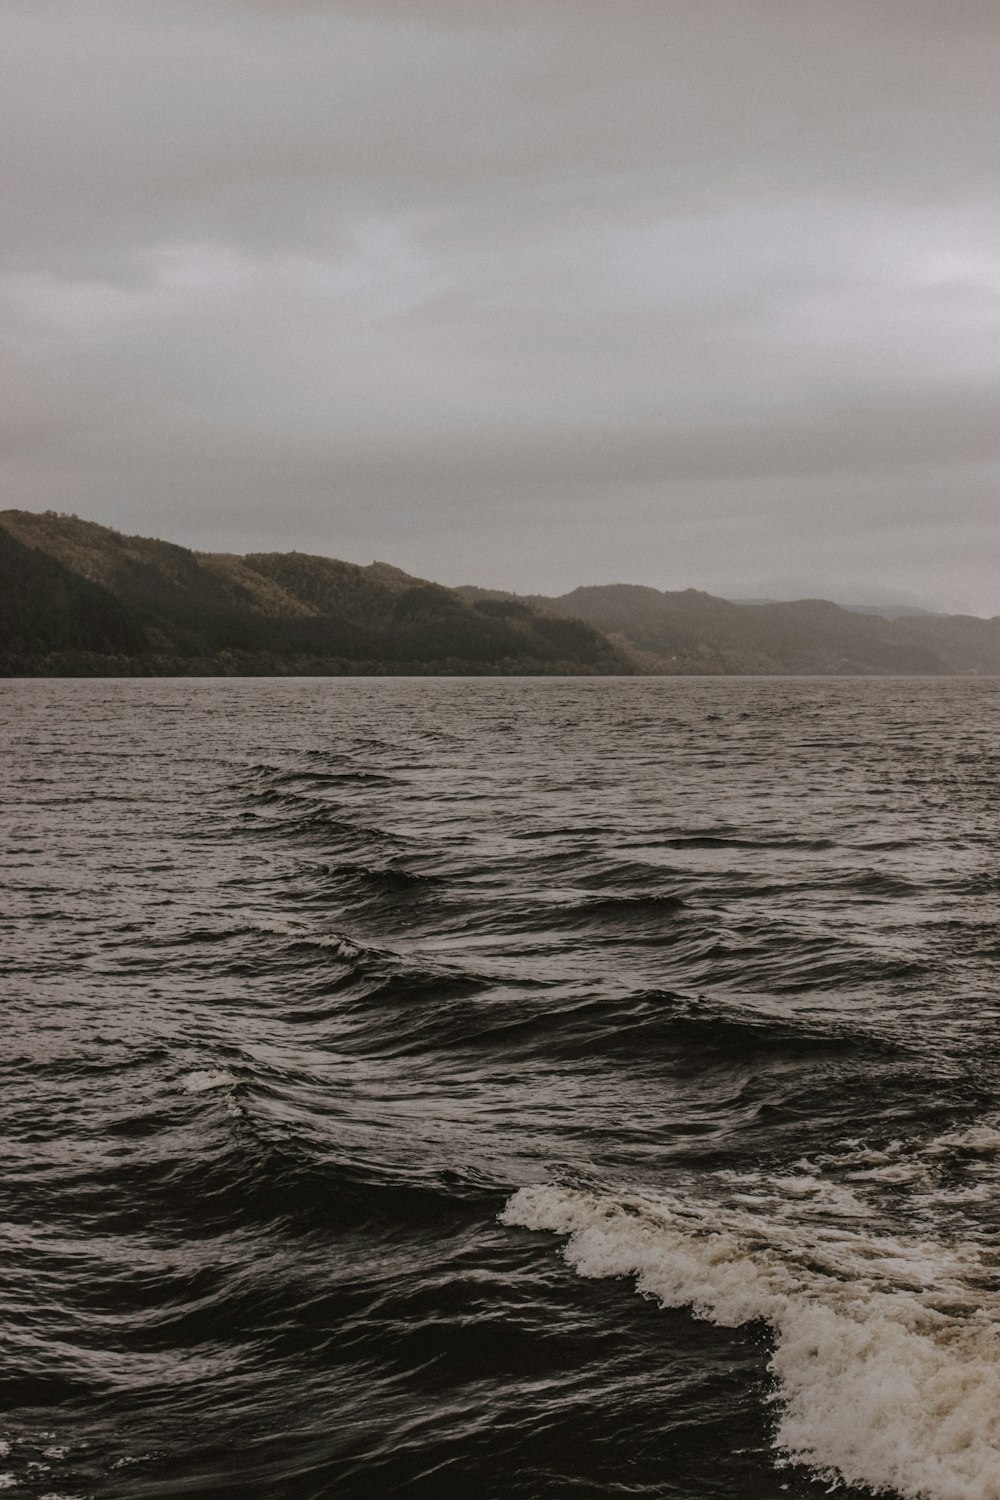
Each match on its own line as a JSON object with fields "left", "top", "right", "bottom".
{"left": 928, "top": 1123, "right": 1000, "bottom": 1158}
{"left": 0, "top": 1477, "right": 15, "bottom": 1492}
{"left": 847, "top": 1162, "right": 926, "bottom": 1184}
{"left": 501, "top": 1184, "right": 1000, "bottom": 1499}
{"left": 719, "top": 1165, "right": 872, "bottom": 1222}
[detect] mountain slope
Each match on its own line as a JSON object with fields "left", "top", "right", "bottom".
{"left": 0, "top": 511, "right": 627, "bottom": 676}
{"left": 0, "top": 528, "right": 148, "bottom": 661}
{"left": 457, "top": 583, "right": 1000, "bottom": 675}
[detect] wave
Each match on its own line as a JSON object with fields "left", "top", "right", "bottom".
{"left": 243, "top": 760, "right": 397, "bottom": 784}
{"left": 501, "top": 1182, "right": 1000, "bottom": 1500}
{"left": 324, "top": 862, "right": 436, "bottom": 889}
{"left": 460, "top": 890, "right": 690, "bottom": 938}
{"left": 229, "top": 767, "right": 410, "bottom": 856}
{"left": 555, "top": 891, "right": 687, "bottom": 922}
{"left": 291, "top": 862, "right": 444, "bottom": 910}
{"left": 238, "top": 798, "right": 406, "bottom": 852}
{"left": 630, "top": 832, "right": 838, "bottom": 851}
{"left": 420, "top": 988, "right": 886, "bottom": 1068}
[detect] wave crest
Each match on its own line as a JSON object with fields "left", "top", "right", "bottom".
{"left": 501, "top": 1183, "right": 1000, "bottom": 1500}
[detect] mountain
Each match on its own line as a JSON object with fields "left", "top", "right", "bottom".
{"left": 0, "top": 511, "right": 627, "bottom": 676}
{"left": 4, "top": 509, "right": 997, "bottom": 676}
{"left": 456, "top": 583, "right": 1000, "bottom": 676}
{"left": 731, "top": 598, "right": 940, "bottom": 620}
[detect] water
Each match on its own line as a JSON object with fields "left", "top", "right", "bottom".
{"left": 2, "top": 675, "right": 999, "bottom": 1500}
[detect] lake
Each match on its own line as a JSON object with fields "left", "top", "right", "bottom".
{"left": 3, "top": 675, "right": 999, "bottom": 1499}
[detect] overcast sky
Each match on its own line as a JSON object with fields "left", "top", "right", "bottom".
{"left": 3, "top": 1, "right": 998, "bottom": 612}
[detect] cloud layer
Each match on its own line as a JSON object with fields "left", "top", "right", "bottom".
{"left": 3, "top": 1, "right": 998, "bottom": 610}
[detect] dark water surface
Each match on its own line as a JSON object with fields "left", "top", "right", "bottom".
{"left": 3, "top": 676, "right": 1000, "bottom": 1500}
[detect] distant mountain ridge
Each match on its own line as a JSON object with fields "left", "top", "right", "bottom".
{"left": 0, "top": 510, "right": 626, "bottom": 676}
{"left": 730, "top": 598, "right": 940, "bottom": 620}
{"left": 456, "top": 582, "right": 1000, "bottom": 676}
{"left": 2, "top": 509, "right": 997, "bottom": 676}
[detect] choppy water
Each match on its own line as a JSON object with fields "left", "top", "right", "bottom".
{"left": 3, "top": 676, "right": 1000, "bottom": 1500}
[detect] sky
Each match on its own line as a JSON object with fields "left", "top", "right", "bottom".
{"left": 3, "top": 1, "right": 999, "bottom": 614}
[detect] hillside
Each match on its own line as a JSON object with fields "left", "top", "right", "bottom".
{"left": 3, "top": 509, "right": 997, "bottom": 677}
{"left": 0, "top": 511, "right": 627, "bottom": 676}
{"left": 457, "top": 583, "right": 1000, "bottom": 676}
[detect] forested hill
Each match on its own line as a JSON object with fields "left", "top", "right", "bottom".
{"left": 3, "top": 509, "right": 997, "bottom": 676}
{"left": 456, "top": 583, "right": 1000, "bottom": 676}
{"left": 0, "top": 511, "right": 626, "bottom": 676}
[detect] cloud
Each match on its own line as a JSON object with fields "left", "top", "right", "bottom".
{"left": 1, "top": 1, "right": 998, "bottom": 611}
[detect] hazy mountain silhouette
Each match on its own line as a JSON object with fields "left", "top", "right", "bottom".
{"left": 456, "top": 583, "right": 1000, "bottom": 676}
{"left": 730, "top": 598, "right": 940, "bottom": 620}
